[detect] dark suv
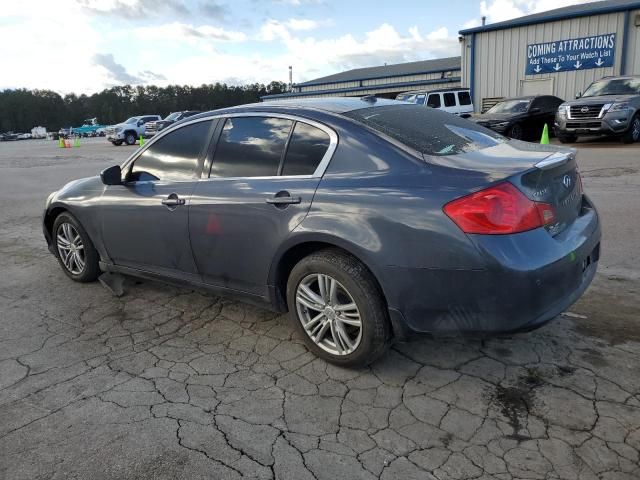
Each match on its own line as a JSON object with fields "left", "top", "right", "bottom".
{"left": 145, "top": 111, "right": 201, "bottom": 137}
{"left": 555, "top": 76, "right": 640, "bottom": 143}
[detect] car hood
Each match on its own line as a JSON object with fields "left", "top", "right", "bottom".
{"left": 425, "top": 139, "right": 574, "bottom": 180}
{"left": 568, "top": 94, "right": 637, "bottom": 104}
{"left": 52, "top": 176, "right": 104, "bottom": 202}
{"left": 472, "top": 112, "right": 523, "bottom": 124}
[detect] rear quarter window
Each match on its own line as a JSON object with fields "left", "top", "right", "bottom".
{"left": 344, "top": 105, "right": 505, "bottom": 157}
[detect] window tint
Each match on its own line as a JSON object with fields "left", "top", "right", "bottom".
{"left": 416, "top": 94, "right": 426, "bottom": 105}
{"left": 130, "top": 120, "right": 212, "bottom": 182}
{"left": 458, "top": 91, "right": 472, "bottom": 105}
{"left": 211, "top": 117, "right": 292, "bottom": 178}
{"left": 427, "top": 94, "right": 441, "bottom": 108}
{"left": 443, "top": 93, "right": 456, "bottom": 107}
{"left": 344, "top": 105, "right": 505, "bottom": 157}
{"left": 282, "top": 122, "right": 331, "bottom": 176}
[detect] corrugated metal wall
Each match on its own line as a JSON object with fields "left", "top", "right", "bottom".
{"left": 463, "top": 10, "right": 640, "bottom": 110}
{"left": 627, "top": 10, "right": 640, "bottom": 74}
{"left": 269, "top": 80, "right": 462, "bottom": 101}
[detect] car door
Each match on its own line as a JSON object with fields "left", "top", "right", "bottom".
{"left": 189, "top": 114, "right": 336, "bottom": 298}
{"left": 100, "top": 118, "right": 215, "bottom": 280}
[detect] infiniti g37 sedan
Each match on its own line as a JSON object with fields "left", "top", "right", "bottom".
{"left": 43, "top": 98, "right": 601, "bottom": 366}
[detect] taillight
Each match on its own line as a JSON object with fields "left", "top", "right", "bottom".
{"left": 443, "top": 182, "right": 556, "bottom": 234}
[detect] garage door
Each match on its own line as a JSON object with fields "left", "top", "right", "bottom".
{"left": 520, "top": 77, "right": 554, "bottom": 96}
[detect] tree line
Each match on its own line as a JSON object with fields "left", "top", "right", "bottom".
{"left": 0, "top": 81, "right": 288, "bottom": 133}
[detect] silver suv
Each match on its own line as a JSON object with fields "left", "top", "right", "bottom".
{"left": 555, "top": 76, "right": 640, "bottom": 144}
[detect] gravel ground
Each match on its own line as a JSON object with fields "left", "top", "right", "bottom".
{"left": 0, "top": 137, "right": 639, "bottom": 480}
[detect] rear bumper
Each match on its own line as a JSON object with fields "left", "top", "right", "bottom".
{"left": 384, "top": 197, "right": 601, "bottom": 336}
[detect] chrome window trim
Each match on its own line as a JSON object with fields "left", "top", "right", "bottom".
{"left": 121, "top": 112, "right": 338, "bottom": 181}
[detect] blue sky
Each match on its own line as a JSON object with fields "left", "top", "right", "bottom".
{"left": 0, "top": 0, "right": 594, "bottom": 93}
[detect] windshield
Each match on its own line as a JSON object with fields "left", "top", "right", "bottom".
{"left": 582, "top": 78, "right": 640, "bottom": 97}
{"left": 344, "top": 104, "right": 505, "bottom": 157}
{"left": 124, "top": 117, "right": 138, "bottom": 124}
{"left": 487, "top": 100, "right": 531, "bottom": 114}
{"left": 165, "top": 112, "right": 181, "bottom": 121}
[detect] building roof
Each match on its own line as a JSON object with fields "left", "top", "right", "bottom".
{"left": 459, "top": 0, "right": 640, "bottom": 35}
{"left": 295, "top": 56, "right": 461, "bottom": 87}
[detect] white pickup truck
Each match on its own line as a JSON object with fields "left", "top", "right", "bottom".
{"left": 105, "top": 115, "right": 161, "bottom": 146}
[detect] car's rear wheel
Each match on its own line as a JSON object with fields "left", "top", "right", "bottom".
{"left": 52, "top": 212, "right": 100, "bottom": 282}
{"left": 286, "top": 249, "right": 390, "bottom": 366}
{"left": 622, "top": 115, "right": 640, "bottom": 144}
{"left": 558, "top": 132, "right": 577, "bottom": 144}
{"left": 508, "top": 123, "right": 524, "bottom": 140}
{"left": 124, "top": 132, "right": 137, "bottom": 146}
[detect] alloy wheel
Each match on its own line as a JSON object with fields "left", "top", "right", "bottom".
{"left": 632, "top": 118, "right": 640, "bottom": 142}
{"left": 56, "top": 223, "right": 85, "bottom": 275}
{"left": 295, "top": 273, "right": 362, "bottom": 356}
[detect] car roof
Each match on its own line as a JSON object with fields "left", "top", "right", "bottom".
{"left": 189, "top": 97, "right": 405, "bottom": 120}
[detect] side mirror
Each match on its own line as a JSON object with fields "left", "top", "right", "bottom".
{"left": 575, "top": 91, "right": 582, "bottom": 99}
{"left": 100, "top": 165, "right": 122, "bottom": 185}
{"left": 529, "top": 107, "right": 541, "bottom": 113}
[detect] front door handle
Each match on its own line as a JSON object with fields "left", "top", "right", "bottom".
{"left": 161, "top": 193, "right": 185, "bottom": 207}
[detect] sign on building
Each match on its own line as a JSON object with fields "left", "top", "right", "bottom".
{"left": 526, "top": 33, "right": 615, "bottom": 75}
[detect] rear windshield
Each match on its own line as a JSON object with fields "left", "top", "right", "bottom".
{"left": 344, "top": 105, "right": 505, "bottom": 156}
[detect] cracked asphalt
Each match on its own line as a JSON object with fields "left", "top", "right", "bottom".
{"left": 1, "top": 138, "right": 639, "bottom": 479}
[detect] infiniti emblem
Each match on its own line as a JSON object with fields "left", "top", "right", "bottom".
{"left": 580, "top": 106, "right": 589, "bottom": 113}
{"left": 562, "top": 174, "right": 572, "bottom": 188}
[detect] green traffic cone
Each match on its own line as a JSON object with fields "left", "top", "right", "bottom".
{"left": 139, "top": 135, "right": 144, "bottom": 147}
{"left": 540, "top": 124, "right": 550, "bottom": 145}
{"left": 58, "top": 137, "right": 64, "bottom": 148}
{"left": 74, "top": 137, "right": 80, "bottom": 147}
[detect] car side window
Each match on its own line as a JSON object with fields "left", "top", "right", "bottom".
{"left": 458, "top": 91, "right": 472, "bottom": 106}
{"left": 427, "top": 94, "right": 441, "bottom": 108}
{"left": 443, "top": 93, "right": 456, "bottom": 107}
{"left": 281, "top": 122, "right": 331, "bottom": 176}
{"left": 211, "top": 117, "right": 293, "bottom": 178}
{"left": 129, "top": 120, "right": 213, "bottom": 182}
{"left": 415, "top": 94, "right": 426, "bottom": 105}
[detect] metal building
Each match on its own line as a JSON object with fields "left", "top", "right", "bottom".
{"left": 459, "top": 0, "right": 640, "bottom": 112}
{"left": 262, "top": 57, "right": 461, "bottom": 101}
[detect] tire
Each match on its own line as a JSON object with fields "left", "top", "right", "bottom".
{"left": 558, "top": 133, "right": 577, "bottom": 144}
{"left": 286, "top": 249, "right": 390, "bottom": 367}
{"left": 112, "top": 140, "right": 123, "bottom": 146}
{"left": 508, "top": 123, "right": 524, "bottom": 140}
{"left": 52, "top": 212, "right": 100, "bottom": 282}
{"left": 622, "top": 115, "right": 640, "bottom": 144}
{"left": 124, "top": 132, "right": 137, "bottom": 146}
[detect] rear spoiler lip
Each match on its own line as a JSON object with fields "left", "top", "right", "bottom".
{"left": 534, "top": 149, "right": 576, "bottom": 170}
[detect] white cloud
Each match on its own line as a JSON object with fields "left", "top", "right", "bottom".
{"left": 134, "top": 22, "right": 247, "bottom": 43}
{"left": 285, "top": 18, "right": 320, "bottom": 31}
{"left": 464, "top": 0, "right": 600, "bottom": 29}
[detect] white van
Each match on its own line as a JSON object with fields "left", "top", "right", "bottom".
{"left": 396, "top": 88, "right": 474, "bottom": 116}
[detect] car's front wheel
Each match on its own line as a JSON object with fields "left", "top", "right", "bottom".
{"left": 52, "top": 212, "right": 100, "bottom": 282}
{"left": 622, "top": 115, "right": 640, "bottom": 144}
{"left": 507, "top": 123, "right": 524, "bottom": 140}
{"left": 286, "top": 249, "right": 390, "bottom": 366}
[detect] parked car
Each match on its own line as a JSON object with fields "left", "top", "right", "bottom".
{"left": 555, "top": 75, "right": 640, "bottom": 144}
{"left": 58, "top": 127, "right": 72, "bottom": 139}
{"left": 43, "top": 98, "right": 600, "bottom": 366}
{"left": 72, "top": 118, "right": 107, "bottom": 137}
{"left": 396, "top": 88, "right": 474, "bottom": 116}
{"left": 105, "top": 115, "right": 161, "bottom": 146}
{"left": 0, "top": 132, "right": 19, "bottom": 141}
{"left": 145, "top": 111, "right": 201, "bottom": 137}
{"left": 472, "top": 95, "right": 563, "bottom": 140}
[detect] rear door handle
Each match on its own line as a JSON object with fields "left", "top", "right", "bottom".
{"left": 266, "top": 196, "right": 302, "bottom": 205}
{"left": 161, "top": 193, "right": 186, "bottom": 207}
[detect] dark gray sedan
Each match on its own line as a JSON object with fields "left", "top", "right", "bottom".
{"left": 43, "top": 98, "right": 601, "bottom": 366}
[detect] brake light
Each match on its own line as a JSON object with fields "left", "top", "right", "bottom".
{"left": 443, "top": 182, "right": 556, "bottom": 234}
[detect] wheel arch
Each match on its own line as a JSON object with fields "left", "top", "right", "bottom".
{"left": 269, "top": 234, "right": 389, "bottom": 310}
